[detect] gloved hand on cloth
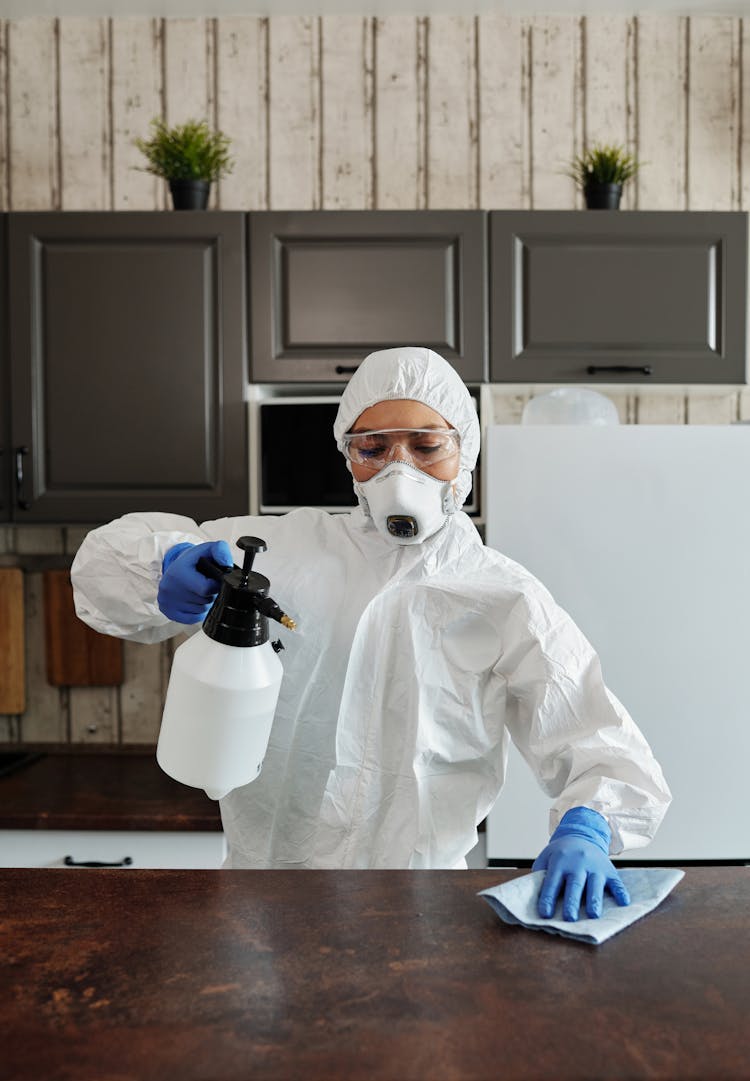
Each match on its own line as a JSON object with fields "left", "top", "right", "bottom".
{"left": 532, "top": 806, "right": 630, "bottom": 921}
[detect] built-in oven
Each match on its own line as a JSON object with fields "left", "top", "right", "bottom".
{"left": 249, "top": 388, "right": 482, "bottom": 518}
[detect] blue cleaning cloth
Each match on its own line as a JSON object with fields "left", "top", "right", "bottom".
{"left": 479, "top": 867, "right": 685, "bottom": 945}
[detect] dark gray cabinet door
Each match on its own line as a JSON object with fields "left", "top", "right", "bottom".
{"left": 490, "top": 211, "right": 748, "bottom": 383}
{"left": 249, "top": 211, "right": 486, "bottom": 383}
{"left": 0, "top": 215, "right": 9, "bottom": 521}
{"left": 9, "top": 212, "right": 247, "bottom": 523}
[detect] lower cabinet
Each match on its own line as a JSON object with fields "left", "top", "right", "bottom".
{"left": 0, "top": 829, "right": 227, "bottom": 869}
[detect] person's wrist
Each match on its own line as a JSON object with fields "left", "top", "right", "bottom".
{"left": 550, "top": 806, "right": 611, "bottom": 855}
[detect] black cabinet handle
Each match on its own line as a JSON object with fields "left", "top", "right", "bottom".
{"left": 586, "top": 365, "right": 652, "bottom": 376}
{"left": 64, "top": 855, "right": 134, "bottom": 868}
{"left": 334, "top": 365, "right": 359, "bottom": 375}
{"left": 15, "top": 446, "right": 30, "bottom": 510}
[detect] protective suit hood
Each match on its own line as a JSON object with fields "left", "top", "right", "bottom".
{"left": 333, "top": 347, "right": 480, "bottom": 511}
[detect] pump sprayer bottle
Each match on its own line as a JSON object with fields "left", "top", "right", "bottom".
{"left": 156, "top": 536, "right": 296, "bottom": 801}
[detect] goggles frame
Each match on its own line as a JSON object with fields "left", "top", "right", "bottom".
{"left": 341, "top": 427, "right": 460, "bottom": 469}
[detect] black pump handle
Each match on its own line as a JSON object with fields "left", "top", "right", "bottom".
{"left": 195, "top": 537, "right": 268, "bottom": 583}
{"left": 237, "top": 536, "right": 267, "bottom": 576}
{"left": 196, "top": 556, "right": 233, "bottom": 581}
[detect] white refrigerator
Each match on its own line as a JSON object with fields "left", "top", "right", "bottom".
{"left": 484, "top": 424, "right": 750, "bottom": 864}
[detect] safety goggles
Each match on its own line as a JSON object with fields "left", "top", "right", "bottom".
{"left": 341, "top": 427, "right": 460, "bottom": 470}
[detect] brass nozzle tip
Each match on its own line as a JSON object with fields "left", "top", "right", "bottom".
{"left": 281, "top": 615, "right": 297, "bottom": 630}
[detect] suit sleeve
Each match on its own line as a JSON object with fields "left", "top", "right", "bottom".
{"left": 498, "top": 587, "right": 672, "bottom": 854}
{"left": 71, "top": 511, "right": 217, "bottom": 643}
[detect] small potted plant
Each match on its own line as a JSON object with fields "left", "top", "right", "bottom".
{"left": 135, "top": 118, "right": 234, "bottom": 209}
{"left": 566, "top": 143, "right": 641, "bottom": 209}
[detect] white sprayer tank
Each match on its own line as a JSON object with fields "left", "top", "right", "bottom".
{"left": 156, "top": 535, "right": 295, "bottom": 801}
{"left": 157, "top": 629, "right": 283, "bottom": 800}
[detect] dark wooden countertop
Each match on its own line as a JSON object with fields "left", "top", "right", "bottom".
{"left": 0, "top": 749, "right": 222, "bottom": 831}
{"left": 2, "top": 866, "right": 748, "bottom": 1081}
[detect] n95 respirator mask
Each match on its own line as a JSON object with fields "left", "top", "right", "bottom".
{"left": 355, "top": 461, "right": 456, "bottom": 544}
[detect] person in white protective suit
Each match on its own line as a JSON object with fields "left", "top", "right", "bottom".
{"left": 71, "top": 346, "right": 671, "bottom": 921}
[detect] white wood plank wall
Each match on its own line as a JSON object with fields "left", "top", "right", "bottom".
{"left": 2, "top": 12, "right": 749, "bottom": 744}
{"left": 2, "top": 13, "right": 746, "bottom": 214}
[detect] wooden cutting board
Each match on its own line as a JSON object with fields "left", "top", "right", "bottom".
{"left": 44, "top": 571, "right": 123, "bottom": 686}
{"left": 0, "top": 568, "right": 25, "bottom": 713}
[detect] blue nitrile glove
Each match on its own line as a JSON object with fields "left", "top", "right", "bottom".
{"left": 532, "top": 806, "right": 630, "bottom": 922}
{"left": 157, "top": 540, "right": 234, "bottom": 624}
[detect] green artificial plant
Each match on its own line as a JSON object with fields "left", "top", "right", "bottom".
{"left": 135, "top": 118, "right": 234, "bottom": 182}
{"left": 566, "top": 143, "right": 641, "bottom": 190}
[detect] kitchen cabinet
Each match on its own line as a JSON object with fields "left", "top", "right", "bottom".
{"left": 489, "top": 210, "right": 748, "bottom": 383}
{"left": 6, "top": 212, "right": 248, "bottom": 523}
{"left": 0, "top": 828, "right": 226, "bottom": 869}
{"left": 249, "top": 210, "right": 487, "bottom": 383}
{"left": 0, "top": 751, "right": 225, "bottom": 870}
{"left": 0, "top": 214, "right": 10, "bottom": 518}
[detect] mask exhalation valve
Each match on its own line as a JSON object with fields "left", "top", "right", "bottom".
{"left": 387, "top": 515, "right": 419, "bottom": 538}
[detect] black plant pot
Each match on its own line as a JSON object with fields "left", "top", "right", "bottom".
{"left": 169, "top": 179, "right": 211, "bottom": 210}
{"left": 584, "top": 182, "right": 623, "bottom": 209}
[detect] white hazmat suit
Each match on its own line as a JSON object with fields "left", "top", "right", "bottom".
{"left": 71, "top": 347, "right": 671, "bottom": 868}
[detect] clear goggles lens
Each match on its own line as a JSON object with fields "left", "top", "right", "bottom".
{"left": 342, "top": 428, "right": 460, "bottom": 470}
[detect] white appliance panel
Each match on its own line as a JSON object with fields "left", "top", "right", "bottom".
{"left": 485, "top": 425, "right": 750, "bottom": 862}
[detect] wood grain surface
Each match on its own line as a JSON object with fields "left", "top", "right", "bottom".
{"left": 0, "top": 751, "right": 222, "bottom": 831}
{"left": 43, "top": 570, "right": 123, "bottom": 687}
{"left": 0, "top": 568, "right": 25, "bottom": 713}
{"left": 0, "top": 13, "right": 746, "bottom": 213}
{"left": 1, "top": 866, "right": 748, "bottom": 1081}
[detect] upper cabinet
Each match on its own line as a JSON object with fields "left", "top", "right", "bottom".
{"left": 249, "top": 211, "right": 487, "bottom": 383}
{"left": 0, "top": 216, "right": 10, "bottom": 520}
{"left": 7, "top": 212, "right": 248, "bottom": 524}
{"left": 489, "top": 211, "right": 749, "bottom": 384}
{"left": 3, "top": 209, "right": 750, "bottom": 527}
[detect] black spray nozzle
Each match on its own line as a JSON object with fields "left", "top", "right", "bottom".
{"left": 255, "top": 594, "right": 296, "bottom": 631}
{"left": 197, "top": 535, "right": 297, "bottom": 645}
